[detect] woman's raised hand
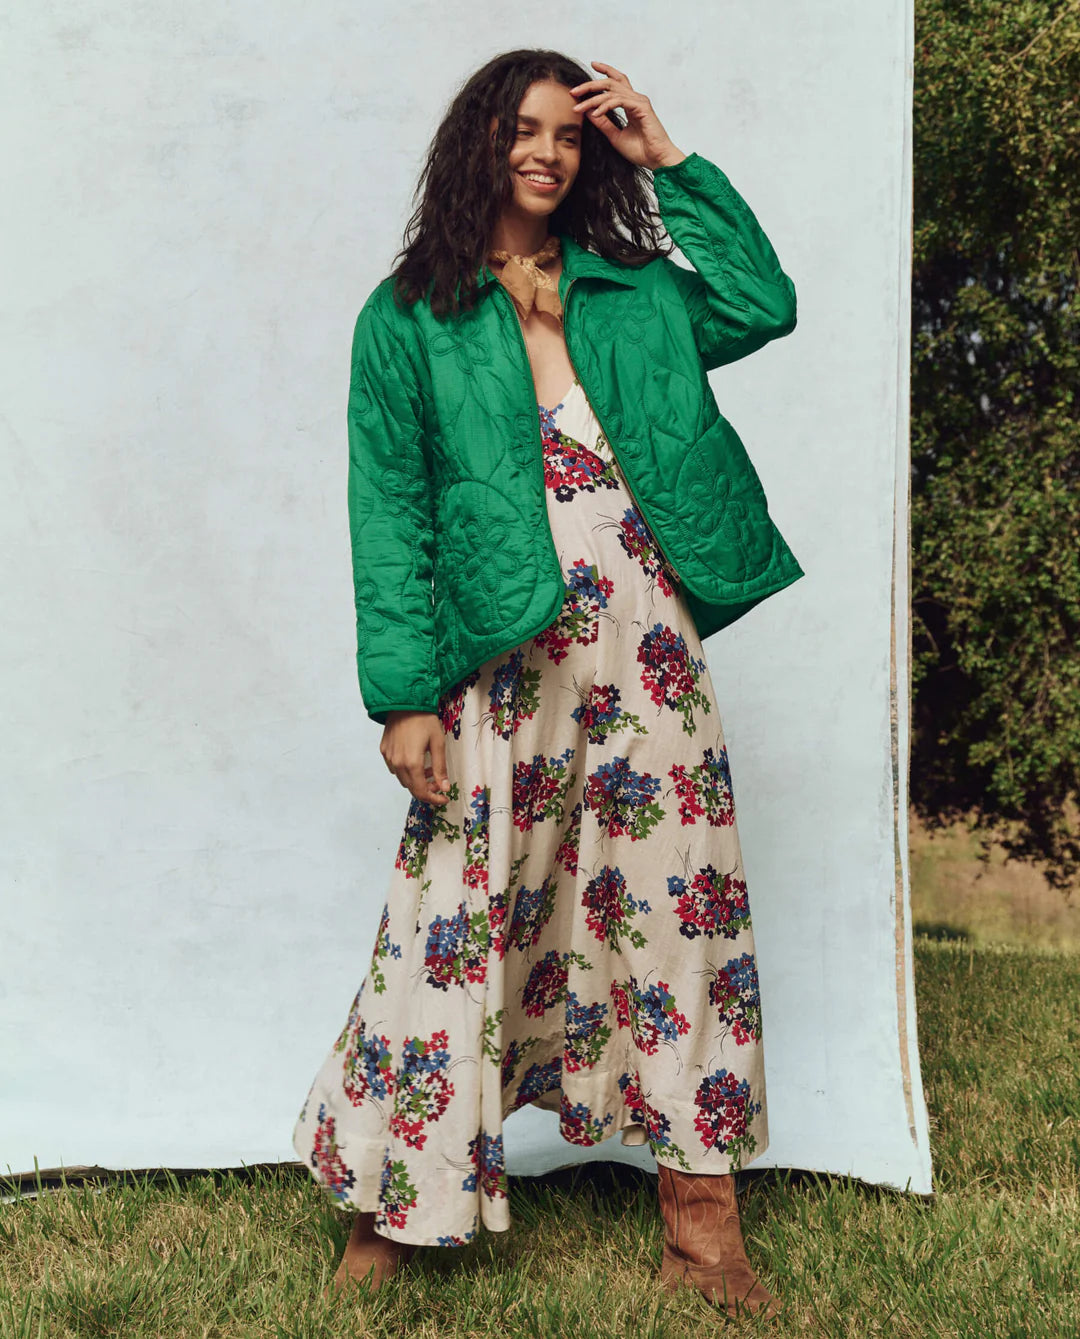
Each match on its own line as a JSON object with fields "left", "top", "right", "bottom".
{"left": 570, "top": 61, "right": 686, "bottom": 172}
{"left": 381, "top": 711, "right": 452, "bottom": 806}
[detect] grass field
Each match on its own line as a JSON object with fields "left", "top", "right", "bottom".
{"left": 910, "top": 811, "right": 1080, "bottom": 951}
{"left": 3, "top": 935, "right": 1079, "bottom": 1337}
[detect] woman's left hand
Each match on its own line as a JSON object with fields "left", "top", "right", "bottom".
{"left": 571, "top": 61, "right": 686, "bottom": 171}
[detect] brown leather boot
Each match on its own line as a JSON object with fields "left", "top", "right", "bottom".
{"left": 324, "top": 1210, "right": 418, "bottom": 1298}
{"left": 656, "top": 1165, "right": 779, "bottom": 1320}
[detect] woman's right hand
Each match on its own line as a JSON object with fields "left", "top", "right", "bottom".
{"left": 381, "top": 711, "right": 452, "bottom": 806}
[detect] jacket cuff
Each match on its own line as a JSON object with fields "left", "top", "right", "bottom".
{"left": 367, "top": 700, "right": 441, "bottom": 727}
{"left": 651, "top": 150, "right": 707, "bottom": 181}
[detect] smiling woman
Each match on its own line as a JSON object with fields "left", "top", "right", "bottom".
{"left": 485, "top": 75, "right": 687, "bottom": 407}
{"left": 501, "top": 100, "right": 582, "bottom": 200}
{"left": 293, "top": 47, "right": 801, "bottom": 1320}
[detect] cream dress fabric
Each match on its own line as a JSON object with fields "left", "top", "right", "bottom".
{"left": 293, "top": 377, "right": 769, "bottom": 1246}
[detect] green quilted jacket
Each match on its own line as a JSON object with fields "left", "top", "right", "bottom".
{"left": 347, "top": 150, "right": 804, "bottom": 725}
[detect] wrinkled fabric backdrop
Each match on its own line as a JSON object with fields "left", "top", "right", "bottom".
{"left": 1, "top": 0, "right": 930, "bottom": 1194}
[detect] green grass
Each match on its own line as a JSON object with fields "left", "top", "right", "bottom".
{"left": 3, "top": 940, "right": 1079, "bottom": 1337}
{"left": 909, "top": 810, "right": 1080, "bottom": 951}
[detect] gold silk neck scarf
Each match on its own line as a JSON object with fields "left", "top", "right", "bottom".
{"left": 487, "top": 234, "right": 563, "bottom": 323}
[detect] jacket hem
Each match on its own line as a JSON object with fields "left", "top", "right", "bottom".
{"left": 687, "top": 564, "right": 805, "bottom": 642}
{"left": 433, "top": 571, "right": 567, "bottom": 707}
{"left": 429, "top": 557, "right": 805, "bottom": 709}
{"left": 366, "top": 700, "right": 441, "bottom": 726}
{"left": 668, "top": 549, "right": 806, "bottom": 611}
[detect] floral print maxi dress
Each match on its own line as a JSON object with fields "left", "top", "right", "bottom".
{"left": 293, "top": 377, "right": 769, "bottom": 1247}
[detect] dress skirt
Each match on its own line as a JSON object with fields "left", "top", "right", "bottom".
{"left": 292, "top": 377, "right": 769, "bottom": 1247}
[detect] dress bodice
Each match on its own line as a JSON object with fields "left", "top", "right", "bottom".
{"left": 537, "top": 378, "right": 616, "bottom": 467}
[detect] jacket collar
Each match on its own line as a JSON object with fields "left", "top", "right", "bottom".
{"left": 469, "top": 230, "right": 641, "bottom": 301}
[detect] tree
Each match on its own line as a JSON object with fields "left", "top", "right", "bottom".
{"left": 912, "top": 0, "right": 1080, "bottom": 891}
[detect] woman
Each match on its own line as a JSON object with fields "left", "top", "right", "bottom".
{"left": 294, "top": 48, "right": 802, "bottom": 1320}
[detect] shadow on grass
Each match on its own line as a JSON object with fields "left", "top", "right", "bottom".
{"left": 2, "top": 1157, "right": 935, "bottom": 1213}
{"left": 913, "top": 919, "right": 971, "bottom": 942}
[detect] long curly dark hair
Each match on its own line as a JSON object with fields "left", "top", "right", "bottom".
{"left": 390, "top": 48, "right": 675, "bottom": 318}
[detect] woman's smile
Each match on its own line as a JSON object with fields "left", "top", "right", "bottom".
{"left": 519, "top": 170, "right": 562, "bottom": 193}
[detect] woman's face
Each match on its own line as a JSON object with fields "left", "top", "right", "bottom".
{"left": 490, "top": 79, "right": 583, "bottom": 221}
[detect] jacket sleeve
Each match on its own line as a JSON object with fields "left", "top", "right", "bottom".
{"left": 347, "top": 279, "right": 439, "bottom": 726}
{"left": 652, "top": 151, "right": 797, "bottom": 371}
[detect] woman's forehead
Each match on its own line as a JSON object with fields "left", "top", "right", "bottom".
{"left": 515, "top": 78, "right": 582, "bottom": 120}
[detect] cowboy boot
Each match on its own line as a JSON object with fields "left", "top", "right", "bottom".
{"left": 324, "top": 1210, "right": 418, "bottom": 1298}
{"left": 656, "top": 1165, "right": 779, "bottom": 1320}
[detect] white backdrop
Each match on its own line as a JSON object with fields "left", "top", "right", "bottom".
{"left": 1, "top": 0, "right": 930, "bottom": 1194}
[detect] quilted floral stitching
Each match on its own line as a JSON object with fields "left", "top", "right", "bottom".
{"left": 429, "top": 319, "right": 494, "bottom": 375}
{"left": 653, "top": 153, "right": 795, "bottom": 370}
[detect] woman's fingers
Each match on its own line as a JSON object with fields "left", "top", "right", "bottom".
{"left": 394, "top": 756, "right": 449, "bottom": 806}
{"left": 403, "top": 758, "right": 440, "bottom": 805}
{"left": 428, "top": 728, "right": 451, "bottom": 795}
{"left": 574, "top": 62, "right": 632, "bottom": 90}
{"left": 592, "top": 60, "right": 631, "bottom": 85}
{"left": 380, "top": 711, "right": 451, "bottom": 805}
{"left": 421, "top": 775, "right": 449, "bottom": 805}
{"left": 576, "top": 85, "right": 648, "bottom": 120}
{"left": 572, "top": 77, "right": 611, "bottom": 95}
{"left": 585, "top": 94, "right": 628, "bottom": 118}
